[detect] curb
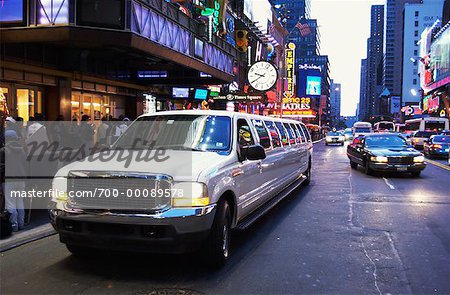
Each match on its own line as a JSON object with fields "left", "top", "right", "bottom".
{"left": 0, "top": 223, "right": 56, "bottom": 252}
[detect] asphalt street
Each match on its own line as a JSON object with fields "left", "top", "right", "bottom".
{"left": 1, "top": 142, "right": 449, "bottom": 295}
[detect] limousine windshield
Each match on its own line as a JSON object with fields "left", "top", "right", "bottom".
{"left": 114, "top": 115, "right": 232, "bottom": 152}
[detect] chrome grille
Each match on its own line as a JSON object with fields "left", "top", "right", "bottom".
{"left": 67, "top": 171, "right": 172, "bottom": 211}
{"left": 388, "top": 157, "right": 413, "bottom": 165}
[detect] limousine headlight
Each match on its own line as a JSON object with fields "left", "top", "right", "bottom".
{"left": 52, "top": 177, "right": 68, "bottom": 210}
{"left": 172, "top": 182, "right": 210, "bottom": 207}
{"left": 414, "top": 156, "right": 425, "bottom": 163}
{"left": 370, "top": 156, "right": 388, "bottom": 163}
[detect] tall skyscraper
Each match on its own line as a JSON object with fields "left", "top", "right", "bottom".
{"left": 402, "top": 0, "right": 444, "bottom": 106}
{"left": 330, "top": 80, "right": 341, "bottom": 127}
{"left": 384, "top": 0, "right": 422, "bottom": 98}
{"left": 358, "top": 59, "right": 367, "bottom": 121}
{"left": 360, "top": 5, "right": 384, "bottom": 120}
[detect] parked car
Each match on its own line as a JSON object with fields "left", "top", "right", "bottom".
{"left": 325, "top": 131, "right": 345, "bottom": 146}
{"left": 423, "top": 135, "right": 450, "bottom": 158}
{"left": 347, "top": 134, "right": 426, "bottom": 177}
{"left": 440, "top": 130, "right": 450, "bottom": 136}
{"left": 410, "top": 131, "right": 438, "bottom": 149}
{"left": 49, "top": 110, "right": 313, "bottom": 267}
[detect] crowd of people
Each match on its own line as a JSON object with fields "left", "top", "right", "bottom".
{"left": 0, "top": 111, "right": 132, "bottom": 238}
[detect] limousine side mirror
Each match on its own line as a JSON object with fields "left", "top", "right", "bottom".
{"left": 242, "top": 145, "right": 266, "bottom": 161}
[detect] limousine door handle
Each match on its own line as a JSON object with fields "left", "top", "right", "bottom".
{"left": 232, "top": 168, "right": 244, "bottom": 178}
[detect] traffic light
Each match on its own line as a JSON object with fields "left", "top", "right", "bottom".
{"left": 236, "top": 30, "right": 248, "bottom": 52}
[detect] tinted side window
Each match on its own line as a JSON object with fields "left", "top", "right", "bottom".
{"left": 264, "top": 120, "right": 281, "bottom": 148}
{"left": 275, "top": 122, "right": 289, "bottom": 146}
{"left": 283, "top": 123, "right": 296, "bottom": 145}
{"left": 237, "top": 119, "right": 255, "bottom": 148}
{"left": 252, "top": 119, "right": 271, "bottom": 149}
{"left": 293, "top": 124, "right": 305, "bottom": 143}
{"left": 300, "top": 124, "right": 311, "bottom": 141}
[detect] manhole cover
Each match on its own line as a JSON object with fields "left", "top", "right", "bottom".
{"left": 137, "top": 288, "right": 204, "bottom": 295}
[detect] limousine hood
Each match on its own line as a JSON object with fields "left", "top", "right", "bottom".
{"left": 55, "top": 149, "right": 232, "bottom": 182}
{"left": 368, "top": 146, "right": 422, "bottom": 157}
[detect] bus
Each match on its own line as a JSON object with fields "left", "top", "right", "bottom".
{"left": 352, "top": 121, "right": 373, "bottom": 137}
{"left": 374, "top": 121, "right": 395, "bottom": 132}
{"left": 404, "top": 117, "right": 449, "bottom": 132}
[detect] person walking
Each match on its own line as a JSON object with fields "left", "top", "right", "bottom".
{"left": 3, "top": 130, "right": 27, "bottom": 232}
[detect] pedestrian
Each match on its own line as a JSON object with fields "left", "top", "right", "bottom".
{"left": 3, "top": 129, "right": 26, "bottom": 232}
{"left": 79, "top": 115, "right": 95, "bottom": 153}
{"left": 97, "top": 116, "right": 110, "bottom": 145}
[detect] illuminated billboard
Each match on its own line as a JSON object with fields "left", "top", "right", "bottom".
{"left": 297, "top": 67, "right": 321, "bottom": 98}
{"left": 306, "top": 76, "right": 322, "bottom": 96}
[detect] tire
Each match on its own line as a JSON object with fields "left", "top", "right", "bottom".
{"left": 205, "top": 199, "right": 231, "bottom": 268}
{"left": 66, "top": 244, "right": 91, "bottom": 256}
{"left": 411, "top": 171, "right": 421, "bottom": 177}
{"left": 304, "top": 160, "right": 311, "bottom": 186}
{"left": 325, "top": 143, "right": 328, "bottom": 146}
{"left": 364, "top": 160, "right": 374, "bottom": 176}
{"left": 350, "top": 160, "right": 358, "bottom": 169}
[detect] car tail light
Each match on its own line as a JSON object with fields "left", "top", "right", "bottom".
{"left": 431, "top": 144, "right": 442, "bottom": 149}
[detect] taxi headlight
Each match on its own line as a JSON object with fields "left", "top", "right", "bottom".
{"left": 414, "top": 156, "right": 425, "bottom": 163}
{"left": 370, "top": 156, "right": 388, "bottom": 163}
{"left": 172, "top": 182, "right": 210, "bottom": 207}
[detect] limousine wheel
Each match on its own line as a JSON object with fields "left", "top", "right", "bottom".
{"left": 205, "top": 199, "right": 231, "bottom": 268}
{"left": 304, "top": 161, "right": 311, "bottom": 186}
{"left": 350, "top": 161, "right": 358, "bottom": 169}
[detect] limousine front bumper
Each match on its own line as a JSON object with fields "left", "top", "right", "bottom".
{"left": 50, "top": 205, "right": 216, "bottom": 254}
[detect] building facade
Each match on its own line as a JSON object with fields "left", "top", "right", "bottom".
{"left": 358, "top": 59, "right": 367, "bottom": 121}
{"left": 402, "top": 0, "right": 444, "bottom": 106}
{"left": 330, "top": 80, "right": 341, "bottom": 127}
{"left": 359, "top": 5, "right": 384, "bottom": 121}
{"left": 383, "top": 0, "right": 422, "bottom": 99}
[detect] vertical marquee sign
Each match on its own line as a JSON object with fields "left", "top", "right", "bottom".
{"left": 285, "top": 43, "right": 296, "bottom": 96}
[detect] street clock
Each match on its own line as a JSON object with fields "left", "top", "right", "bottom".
{"left": 248, "top": 61, "right": 278, "bottom": 91}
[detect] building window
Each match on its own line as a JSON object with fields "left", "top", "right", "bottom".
{"left": 415, "top": 11, "right": 419, "bottom": 17}
{"left": 414, "top": 50, "right": 418, "bottom": 55}
{"left": 15, "top": 89, "right": 43, "bottom": 123}
{"left": 413, "top": 79, "right": 417, "bottom": 85}
{"left": 414, "top": 30, "right": 418, "bottom": 37}
{"left": 414, "top": 21, "right": 419, "bottom": 27}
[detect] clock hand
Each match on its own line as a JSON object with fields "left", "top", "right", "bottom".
{"left": 254, "top": 73, "right": 265, "bottom": 77}
{"left": 251, "top": 75, "right": 264, "bottom": 84}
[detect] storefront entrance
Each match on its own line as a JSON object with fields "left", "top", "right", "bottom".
{"left": 70, "top": 92, "right": 112, "bottom": 121}
{"left": 0, "top": 83, "right": 44, "bottom": 123}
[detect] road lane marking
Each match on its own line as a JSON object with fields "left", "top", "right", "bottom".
{"left": 425, "top": 159, "right": 450, "bottom": 171}
{"left": 383, "top": 177, "right": 396, "bottom": 190}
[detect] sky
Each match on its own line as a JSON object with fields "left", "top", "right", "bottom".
{"left": 310, "top": 0, "right": 385, "bottom": 116}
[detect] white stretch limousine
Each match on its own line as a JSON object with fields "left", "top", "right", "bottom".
{"left": 49, "top": 110, "right": 313, "bottom": 267}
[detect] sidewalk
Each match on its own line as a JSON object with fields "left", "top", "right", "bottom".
{"left": 0, "top": 210, "right": 55, "bottom": 252}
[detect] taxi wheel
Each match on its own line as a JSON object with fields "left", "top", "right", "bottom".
{"left": 205, "top": 199, "right": 231, "bottom": 268}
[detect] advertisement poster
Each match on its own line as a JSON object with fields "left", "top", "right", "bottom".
{"left": 306, "top": 76, "right": 321, "bottom": 96}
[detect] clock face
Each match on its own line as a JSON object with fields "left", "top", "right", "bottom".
{"left": 248, "top": 61, "right": 278, "bottom": 91}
